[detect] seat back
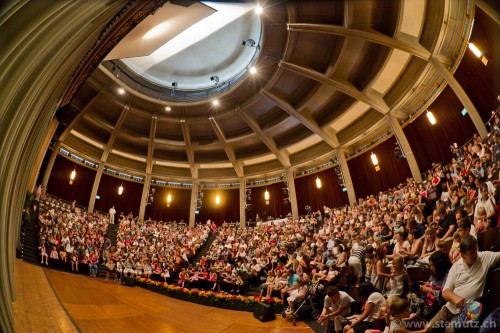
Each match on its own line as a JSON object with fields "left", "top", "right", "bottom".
{"left": 478, "top": 227, "right": 500, "bottom": 252}
{"left": 406, "top": 266, "right": 423, "bottom": 283}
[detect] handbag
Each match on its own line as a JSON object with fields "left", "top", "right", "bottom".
{"left": 106, "top": 262, "right": 115, "bottom": 271}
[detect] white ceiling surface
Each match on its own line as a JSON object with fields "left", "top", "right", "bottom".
{"left": 117, "top": 2, "right": 262, "bottom": 90}
{"left": 104, "top": 2, "right": 215, "bottom": 60}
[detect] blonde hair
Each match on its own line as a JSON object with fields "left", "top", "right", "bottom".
{"left": 392, "top": 255, "right": 404, "bottom": 269}
{"left": 386, "top": 295, "right": 409, "bottom": 323}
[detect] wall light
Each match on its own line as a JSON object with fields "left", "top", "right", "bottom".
{"left": 249, "top": 66, "right": 257, "bottom": 74}
{"left": 69, "top": 169, "right": 76, "bottom": 185}
{"left": 117, "top": 87, "right": 125, "bottom": 95}
{"left": 212, "top": 99, "right": 220, "bottom": 106}
{"left": 468, "top": 43, "right": 488, "bottom": 65}
{"left": 118, "top": 184, "right": 124, "bottom": 195}
{"left": 316, "top": 177, "right": 322, "bottom": 189}
{"left": 468, "top": 43, "right": 482, "bottom": 58}
{"left": 426, "top": 110, "right": 437, "bottom": 125}
{"left": 371, "top": 152, "right": 378, "bottom": 166}
{"left": 215, "top": 195, "right": 221, "bottom": 205}
{"left": 167, "top": 194, "right": 171, "bottom": 207}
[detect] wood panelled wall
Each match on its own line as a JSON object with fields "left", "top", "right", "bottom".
{"left": 145, "top": 185, "right": 191, "bottom": 223}
{"left": 47, "top": 155, "right": 95, "bottom": 207}
{"left": 347, "top": 136, "right": 413, "bottom": 199}
{"left": 94, "top": 173, "right": 143, "bottom": 217}
{"left": 295, "top": 168, "right": 349, "bottom": 214}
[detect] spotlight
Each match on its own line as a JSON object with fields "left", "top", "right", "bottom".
{"left": 255, "top": 4, "right": 263, "bottom": 15}
{"left": 242, "top": 39, "right": 256, "bottom": 47}
{"left": 249, "top": 66, "right": 257, "bottom": 74}
{"left": 172, "top": 82, "right": 178, "bottom": 88}
{"left": 210, "top": 76, "right": 219, "bottom": 84}
{"left": 117, "top": 87, "right": 125, "bottom": 95}
{"left": 212, "top": 100, "right": 220, "bottom": 106}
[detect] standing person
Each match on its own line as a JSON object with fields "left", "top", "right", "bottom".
{"left": 317, "top": 286, "right": 354, "bottom": 333}
{"left": 109, "top": 206, "right": 116, "bottom": 224}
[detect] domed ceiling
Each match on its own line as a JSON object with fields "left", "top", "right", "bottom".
{"left": 58, "top": 0, "right": 471, "bottom": 184}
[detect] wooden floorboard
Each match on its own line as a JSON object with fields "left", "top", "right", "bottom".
{"left": 13, "top": 260, "right": 313, "bottom": 333}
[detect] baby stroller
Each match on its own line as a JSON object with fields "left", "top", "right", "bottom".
{"left": 282, "top": 280, "right": 322, "bottom": 326}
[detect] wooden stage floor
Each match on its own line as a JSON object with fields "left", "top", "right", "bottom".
{"left": 13, "top": 260, "right": 314, "bottom": 333}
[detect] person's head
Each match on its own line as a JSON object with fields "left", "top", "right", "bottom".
{"left": 395, "top": 231, "right": 404, "bottom": 242}
{"left": 326, "top": 286, "right": 341, "bottom": 301}
{"left": 429, "top": 250, "right": 452, "bottom": 280}
{"left": 392, "top": 256, "right": 405, "bottom": 272}
{"left": 375, "top": 245, "right": 387, "bottom": 260}
{"left": 425, "top": 227, "right": 436, "bottom": 240}
{"left": 387, "top": 296, "right": 410, "bottom": 320}
{"left": 459, "top": 235, "right": 479, "bottom": 266}
{"left": 359, "top": 281, "right": 379, "bottom": 300}
{"left": 457, "top": 219, "right": 471, "bottom": 238}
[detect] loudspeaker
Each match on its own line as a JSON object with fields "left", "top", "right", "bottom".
{"left": 253, "top": 302, "right": 276, "bottom": 322}
{"left": 121, "top": 276, "right": 136, "bottom": 287}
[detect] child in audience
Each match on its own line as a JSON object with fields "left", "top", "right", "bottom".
{"left": 385, "top": 256, "right": 410, "bottom": 298}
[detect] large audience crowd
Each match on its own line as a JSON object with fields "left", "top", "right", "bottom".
{"left": 31, "top": 127, "right": 500, "bottom": 333}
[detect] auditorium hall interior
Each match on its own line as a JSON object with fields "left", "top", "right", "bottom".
{"left": 1, "top": 1, "right": 499, "bottom": 333}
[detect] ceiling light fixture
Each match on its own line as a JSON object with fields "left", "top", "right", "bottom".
{"left": 255, "top": 4, "right": 263, "bottom": 15}
{"left": 210, "top": 76, "right": 219, "bottom": 84}
{"left": 167, "top": 193, "right": 171, "bottom": 207}
{"left": 117, "top": 87, "right": 125, "bottom": 95}
{"left": 468, "top": 42, "right": 488, "bottom": 65}
{"left": 215, "top": 195, "right": 221, "bottom": 205}
{"left": 249, "top": 66, "right": 257, "bottom": 74}
{"left": 165, "top": 106, "right": 171, "bottom": 112}
{"left": 212, "top": 100, "right": 220, "bottom": 106}
{"left": 118, "top": 183, "right": 124, "bottom": 195}
{"left": 242, "top": 38, "right": 256, "bottom": 47}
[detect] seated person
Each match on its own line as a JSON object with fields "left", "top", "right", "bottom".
{"left": 424, "top": 236, "right": 500, "bottom": 333}
{"left": 343, "top": 281, "right": 386, "bottom": 333}
{"left": 317, "top": 286, "right": 354, "bottom": 333}
{"left": 285, "top": 277, "right": 308, "bottom": 315}
{"left": 280, "top": 268, "right": 300, "bottom": 302}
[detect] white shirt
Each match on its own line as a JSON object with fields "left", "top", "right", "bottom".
{"left": 324, "top": 291, "right": 354, "bottom": 313}
{"left": 365, "top": 292, "right": 386, "bottom": 322}
{"left": 444, "top": 251, "right": 500, "bottom": 314}
{"left": 109, "top": 207, "right": 116, "bottom": 215}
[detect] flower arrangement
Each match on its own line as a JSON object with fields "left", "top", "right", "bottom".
{"left": 135, "top": 277, "right": 283, "bottom": 312}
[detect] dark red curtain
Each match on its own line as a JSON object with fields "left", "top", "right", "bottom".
{"left": 144, "top": 186, "right": 191, "bottom": 223}
{"left": 403, "top": 86, "right": 477, "bottom": 173}
{"left": 196, "top": 188, "right": 239, "bottom": 225}
{"left": 247, "top": 182, "right": 289, "bottom": 221}
{"left": 294, "top": 168, "right": 349, "bottom": 214}
{"left": 348, "top": 136, "right": 413, "bottom": 199}
{"left": 47, "top": 154, "right": 95, "bottom": 206}
{"left": 94, "top": 174, "right": 143, "bottom": 217}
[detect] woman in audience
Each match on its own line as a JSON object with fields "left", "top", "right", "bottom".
{"left": 418, "top": 228, "right": 438, "bottom": 262}
{"left": 385, "top": 256, "right": 410, "bottom": 298}
{"left": 343, "top": 281, "right": 386, "bottom": 333}
{"left": 418, "top": 250, "right": 451, "bottom": 319}
{"left": 371, "top": 245, "right": 393, "bottom": 292}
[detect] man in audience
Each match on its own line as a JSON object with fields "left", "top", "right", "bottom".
{"left": 425, "top": 236, "right": 500, "bottom": 333}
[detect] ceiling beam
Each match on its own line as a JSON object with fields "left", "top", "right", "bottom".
{"left": 287, "top": 23, "right": 431, "bottom": 60}
{"left": 280, "top": 61, "right": 391, "bottom": 115}
{"left": 237, "top": 109, "right": 291, "bottom": 168}
{"left": 146, "top": 115, "right": 157, "bottom": 174}
{"left": 101, "top": 103, "right": 130, "bottom": 162}
{"left": 261, "top": 90, "right": 340, "bottom": 149}
{"left": 208, "top": 117, "right": 244, "bottom": 178}
{"left": 181, "top": 121, "right": 198, "bottom": 179}
{"left": 59, "top": 90, "right": 103, "bottom": 141}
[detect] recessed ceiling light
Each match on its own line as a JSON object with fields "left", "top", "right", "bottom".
{"left": 165, "top": 106, "right": 171, "bottom": 112}
{"left": 118, "top": 88, "right": 125, "bottom": 94}
{"left": 212, "top": 100, "right": 220, "bottom": 106}
{"left": 255, "top": 4, "right": 263, "bottom": 15}
{"left": 249, "top": 66, "right": 257, "bottom": 74}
